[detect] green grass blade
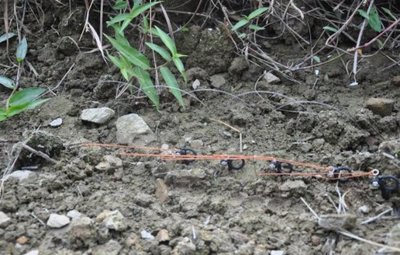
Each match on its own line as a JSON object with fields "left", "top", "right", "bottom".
{"left": 232, "top": 19, "right": 249, "bottom": 31}
{"left": 0, "top": 75, "right": 16, "bottom": 89}
{"left": 247, "top": 7, "right": 269, "bottom": 20}
{"left": 132, "top": 67, "right": 160, "bottom": 109}
{"left": 248, "top": 24, "right": 265, "bottom": 31}
{"left": 0, "top": 33, "right": 16, "bottom": 43}
{"left": 145, "top": 42, "right": 172, "bottom": 61}
{"left": 160, "top": 66, "right": 185, "bottom": 109}
{"left": 118, "top": 1, "right": 161, "bottom": 33}
{"left": 172, "top": 57, "right": 187, "bottom": 83}
{"left": 8, "top": 87, "right": 46, "bottom": 108}
{"left": 105, "top": 34, "right": 150, "bottom": 69}
{"left": 382, "top": 7, "right": 396, "bottom": 21}
{"left": 107, "top": 13, "right": 131, "bottom": 26}
{"left": 154, "top": 26, "right": 177, "bottom": 55}
{"left": 323, "top": 26, "right": 338, "bottom": 33}
{"left": 16, "top": 37, "right": 28, "bottom": 63}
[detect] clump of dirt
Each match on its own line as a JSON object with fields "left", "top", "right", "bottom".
{"left": 2, "top": 1, "right": 400, "bottom": 255}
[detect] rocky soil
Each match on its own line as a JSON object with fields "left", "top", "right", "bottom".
{"left": 1, "top": 1, "right": 400, "bottom": 255}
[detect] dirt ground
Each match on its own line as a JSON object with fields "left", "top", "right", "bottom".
{"left": 1, "top": 1, "right": 400, "bottom": 255}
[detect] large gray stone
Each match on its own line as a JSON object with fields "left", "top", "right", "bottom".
{"left": 365, "top": 98, "right": 395, "bottom": 117}
{"left": 96, "top": 210, "right": 127, "bottom": 231}
{"left": 0, "top": 211, "right": 11, "bottom": 227}
{"left": 115, "top": 114, "right": 155, "bottom": 145}
{"left": 80, "top": 107, "right": 115, "bottom": 124}
{"left": 92, "top": 240, "right": 122, "bottom": 255}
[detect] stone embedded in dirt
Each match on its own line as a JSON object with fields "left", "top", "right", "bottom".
{"left": 16, "top": 235, "right": 29, "bottom": 245}
{"left": 318, "top": 214, "right": 357, "bottom": 231}
{"left": 141, "top": 230, "right": 155, "bottom": 240}
{"left": 96, "top": 210, "right": 127, "bottom": 231}
{"left": 156, "top": 229, "right": 170, "bottom": 243}
{"left": 172, "top": 237, "right": 196, "bottom": 254}
{"left": 47, "top": 213, "right": 70, "bottom": 228}
{"left": 0, "top": 211, "right": 11, "bottom": 227}
{"left": 228, "top": 57, "right": 249, "bottom": 74}
{"left": 311, "top": 235, "right": 320, "bottom": 246}
{"left": 115, "top": 114, "right": 155, "bottom": 145}
{"left": 68, "top": 216, "right": 95, "bottom": 247}
{"left": 200, "top": 229, "right": 235, "bottom": 253}
{"left": 357, "top": 205, "right": 370, "bottom": 214}
{"left": 155, "top": 178, "right": 169, "bottom": 203}
{"left": 263, "top": 71, "right": 281, "bottom": 84}
{"left": 164, "top": 168, "right": 207, "bottom": 186}
{"left": 80, "top": 107, "right": 115, "bottom": 124}
{"left": 3, "top": 170, "right": 35, "bottom": 182}
{"left": 92, "top": 239, "right": 122, "bottom": 255}
{"left": 66, "top": 209, "right": 82, "bottom": 220}
{"left": 365, "top": 98, "right": 395, "bottom": 117}
{"left": 189, "top": 139, "right": 204, "bottom": 148}
{"left": 279, "top": 180, "right": 307, "bottom": 192}
{"left": 49, "top": 117, "right": 63, "bottom": 127}
{"left": 95, "top": 155, "right": 123, "bottom": 172}
{"left": 391, "top": 75, "right": 400, "bottom": 87}
{"left": 209, "top": 74, "right": 226, "bottom": 88}
{"left": 192, "top": 79, "right": 201, "bottom": 90}
{"left": 134, "top": 193, "right": 154, "bottom": 207}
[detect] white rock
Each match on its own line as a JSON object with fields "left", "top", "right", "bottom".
{"left": 358, "top": 205, "right": 370, "bottom": 214}
{"left": 24, "top": 250, "right": 39, "bottom": 255}
{"left": 80, "top": 107, "right": 115, "bottom": 124}
{"left": 96, "top": 210, "right": 127, "bottom": 231}
{"left": 271, "top": 251, "right": 285, "bottom": 255}
{"left": 3, "top": 170, "right": 34, "bottom": 182}
{"left": 67, "top": 209, "right": 82, "bottom": 219}
{"left": 210, "top": 74, "right": 226, "bottom": 88}
{"left": 192, "top": 79, "right": 201, "bottom": 90}
{"left": 0, "top": 211, "right": 11, "bottom": 227}
{"left": 115, "top": 114, "right": 154, "bottom": 145}
{"left": 49, "top": 117, "right": 63, "bottom": 127}
{"left": 141, "top": 229, "right": 155, "bottom": 240}
{"left": 263, "top": 71, "right": 281, "bottom": 84}
{"left": 47, "top": 213, "right": 70, "bottom": 228}
{"left": 95, "top": 155, "right": 123, "bottom": 171}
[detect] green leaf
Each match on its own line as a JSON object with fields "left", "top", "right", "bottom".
{"left": 0, "top": 33, "right": 16, "bottom": 43}
{"left": 154, "top": 26, "right": 177, "bottom": 55}
{"left": 247, "top": 7, "right": 268, "bottom": 20}
{"left": 312, "top": 56, "right": 321, "bottom": 63}
{"left": 105, "top": 34, "right": 150, "bottom": 69}
{"left": 145, "top": 42, "right": 172, "bottom": 61}
{"left": 172, "top": 57, "right": 187, "bottom": 83}
{"left": 6, "top": 98, "right": 49, "bottom": 118}
{"left": 248, "top": 24, "right": 265, "bottom": 31}
{"left": 358, "top": 10, "right": 369, "bottom": 20}
{"left": 382, "top": 7, "right": 396, "bottom": 21}
{"left": 113, "top": 0, "right": 128, "bottom": 10}
{"left": 323, "top": 26, "right": 338, "bottom": 33}
{"left": 107, "top": 13, "right": 131, "bottom": 26}
{"left": 368, "top": 5, "right": 382, "bottom": 32}
{"left": 0, "top": 109, "right": 7, "bottom": 122}
{"left": 232, "top": 19, "right": 249, "bottom": 31}
{"left": 108, "top": 54, "right": 134, "bottom": 80}
{"left": 0, "top": 75, "right": 16, "bottom": 89}
{"left": 8, "top": 87, "right": 46, "bottom": 108}
{"left": 132, "top": 67, "right": 160, "bottom": 109}
{"left": 119, "top": 1, "right": 161, "bottom": 33}
{"left": 160, "top": 66, "right": 185, "bottom": 108}
{"left": 16, "top": 37, "right": 28, "bottom": 63}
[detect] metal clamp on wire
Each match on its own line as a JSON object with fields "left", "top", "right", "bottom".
{"left": 220, "top": 159, "right": 245, "bottom": 171}
{"left": 268, "top": 160, "right": 294, "bottom": 173}
{"left": 327, "top": 166, "right": 352, "bottom": 181}
{"left": 176, "top": 148, "right": 197, "bottom": 164}
{"left": 371, "top": 174, "right": 400, "bottom": 200}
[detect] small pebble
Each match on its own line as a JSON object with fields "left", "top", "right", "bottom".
{"left": 49, "top": 117, "right": 63, "bottom": 127}
{"left": 358, "top": 205, "right": 370, "bottom": 214}
{"left": 141, "top": 230, "right": 155, "bottom": 240}
{"left": 47, "top": 213, "right": 70, "bottom": 228}
{"left": 311, "top": 235, "right": 320, "bottom": 246}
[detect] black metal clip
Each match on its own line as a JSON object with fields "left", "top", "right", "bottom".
{"left": 176, "top": 148, "right": 197, "bottom": 164}
{"left": 371, "top": 175, "right": 400, "bottom": 200}
{"left": 220, "top": 159, "right": 245, "bottom": 171}
{"left": 268, "top": 160, "right": 293, "bottom": 173}
{"left": 327, "top": 166, "right": 352, "bottom": 181}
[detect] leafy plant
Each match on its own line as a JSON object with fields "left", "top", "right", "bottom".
{"left": 106, "top": 1, "right": 186, "bottom": 110}
{"left": 358, "top": 5, "right": 383, "bottom": 32}
{"left": 0, "top": 34, "right": 48, "bottom": 122}
{"left": 231, "top": 7, "right": 268, "bottom": 35}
